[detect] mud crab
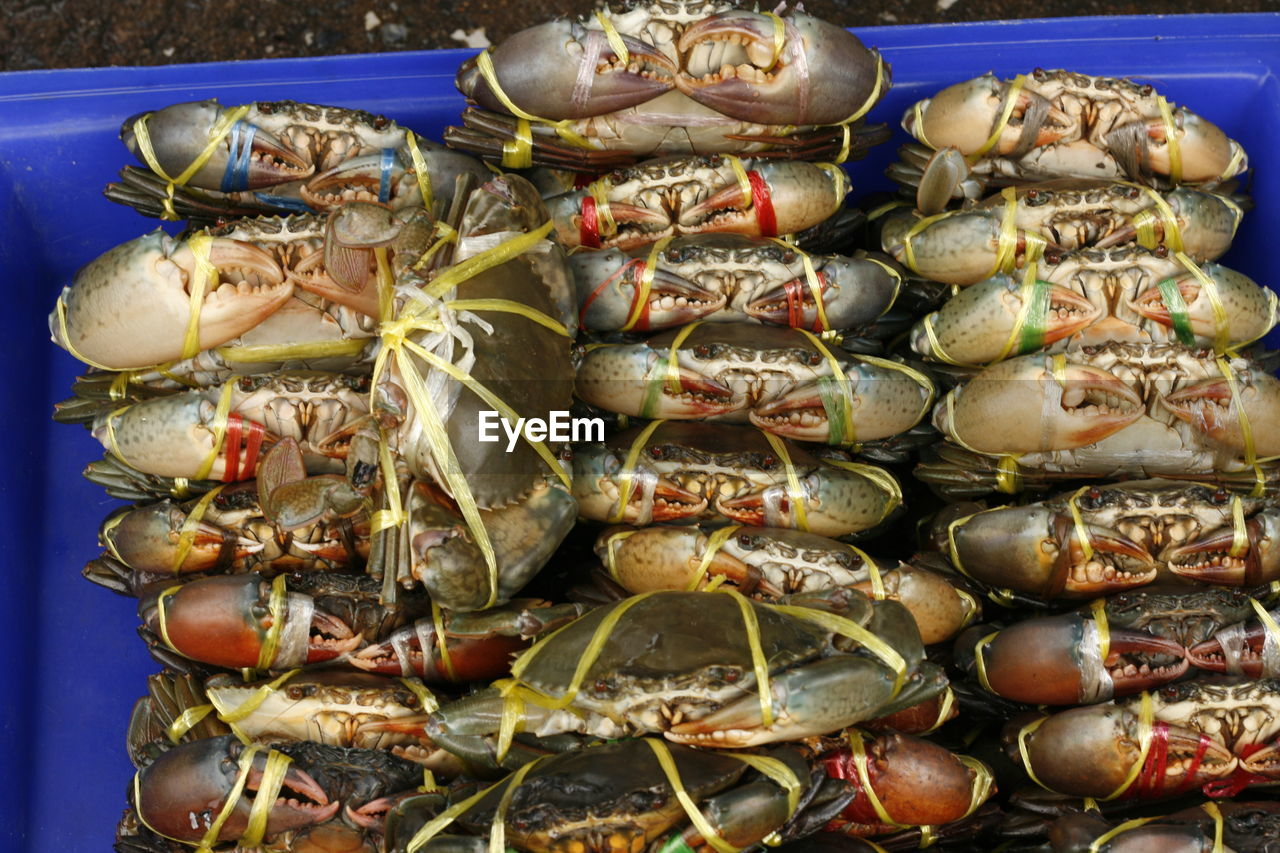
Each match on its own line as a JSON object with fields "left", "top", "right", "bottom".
{"left": 919, "top": 343, "right": 1280, "bottom": 497}
{"left": 595, "top": 524, "right": 977, "bottom": 644}
{"left": 107, "top": 99, "right": 489, "bottom": 220}
{"left": 1189, "top": 600, "right": 1280, "bottom": 678}
{"left": 907, "top": 248, "right": 1276, "bottom": 367}
{"left": 123, "top": 733, "right": 420, "bottom": 852}
{"left": 881, "top": 179, "right": 1243, "bottom": 284}
{"left": 573, "top": 234, "right": 902, "bottom": 334}
{"left": 573, "top": 421, "right": 902, "bottom": 536}
{"left": 137, "top": 570, "right": 584, "bottom": 681}
{"left": 418, "top": 589, "right": 944, "bottom": 768}
{"left": 1010, "top": 678, "right": 1280, "bottom": 800}
{"left": 48, "top": 204, "right": 437, "bottom": 372}
{"left": 575, "top": 324, "right": 933, "bottom": 444}
{"left": 891, "top": 70, "right": 1248, "bottom": 213}
{"left": 445, "top": 1, "right": 889, "bottom": 170}
{"left": 545, "top": 155, "right": 849, "bottom": 250}
{"left": 1040, "top": 801, "right": 1280, "bottom": 852}
{"left": 942, "top": 481, "right": 1280, "bottom": 599}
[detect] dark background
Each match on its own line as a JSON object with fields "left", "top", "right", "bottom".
{"left": 3, "top": 0, "right": 1277, "bottom": 72}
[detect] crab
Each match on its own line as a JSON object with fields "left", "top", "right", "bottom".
{"left": 573, "top": 421, "right": 902, "bottom": 537}
{"left": 418, "top": 588, "right": 945, "bottom": 769}
{"left": 919, "top": 343, "right": 1280, "bottom": 497}
{"left": 942, "top": 481, "right": 1280, "bottom": 600}
{"left": 891, "top": 70, "right": 1248, "bottom": 213}
{"left": 906, "top": 248, "right": 1275, "bottom": 367}
{"left": 445, "top": 1, "right": 890, "bottom": 169}
{"left": 575, "top": 324, "right": 933, "bottom": 444}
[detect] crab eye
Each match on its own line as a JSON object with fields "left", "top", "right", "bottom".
{"left": 649, "top": 446, "right": 665, "bottom": 459}
{"left": 761, "top": 455, "right": 777, "bottom": 468}
{"left": 1212, "top": 488, "right": 1231, "bottom": 505}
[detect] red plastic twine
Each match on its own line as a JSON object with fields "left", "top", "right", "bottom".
{"left": 783, "top": 271, "right": 829, "bottom": 330}
{"left": 1129, "top": 721, "right": 1171, "bottom": 798}
{"left": 1204, "top": 741, "right": 1267, "bottom": 798}
{"left": 747, "top": 169, "right": 777, "bottom": 237}
{"left": 580, "top": 195, "right": 601, "bottom": 248}
{"left": 821, "top": 751, "right": 877, "bottom": 825}
{"left": 578, "top": 259, "right": 647, "bottom": 330}
{"left": 221, "top": 416, "right": 265, "bottom": 482}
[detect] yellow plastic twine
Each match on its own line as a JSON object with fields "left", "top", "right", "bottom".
{"left": 132, "top": 104, "right": 252, "bottom": 220}
{"left": 620, "top": 236, "right": 673, "bottom": 332}
{"left": 1155, "top": 96, "right": 1183, "bottom": 184}
{"left": 638, "top": 321, "right": 705, "bottom": 418}
{"left": 1018, "top": 691, "right": 1154, "bottom": 800}
{"left": 971, "top": 74, "right": 1028, "bottom": 162}
{"left": 685, "top": 524, "right": 744, "bottom": 591}
{"left": 770, "top": 601, "right": 907, "bottom": 697}
{"left": 608, "top": 418, "right": 667, "bottom": 524}
{"left": 766, "top": 238, "right": 831, "bottom": 331}
{"left": 431, "top": 600, "right": 459, "bottom": 682}
{"left": 1214, "top": 356, "right": 1267, "bottom": 497}
{"left": 1127, "top": 183, "right": 1185, "bottom": 253}
{"left": 937, "top": 394, "right": 1022, "bottom": 494}
{"left": 762, "top": 430, "right": 810, "bottom": 530}
{"left": 133, "top": 743, "right": 291, "bottom": 852}
{"left": 372, "top": 223, "right": 569, "bottom": 608}
{"left": 403, "top": 129, "right": 435, "bottom": 212}
{"left": 102, "top": 381, "right": 234, "bottom": 483}
{"left": 169, "top": 485, "right": 226, "bottom": 574}
{"left": 167, "top": 667, "right": 305, "bottom": 745}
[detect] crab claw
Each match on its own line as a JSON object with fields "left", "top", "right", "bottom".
{"left": 1129, "top": 263, "right": 1275, "bottom": 348}
{"left": 716, "top": 466, "right": 900, "bottom": 539}
{"left": 572, "top": 250, "right": 726, "bottom": 332}
{"left": 348, "top": 618, "right": 527, "bottom": 682}
{"left": 1010, "top": 704, "right": 1236, "bottom": 798}
{"left": 572, "top": 444, "right": 709, "bottom": 525}
{"left": 679, "top": 159, "right": 848, "bottom": 238}
{"left": 904, "top": 75, "right": 1070, "bottom": 156}
{"left": 749, "top": 358, "right": 932, "bottom": 444}
{"left": 911, "top": 276, "right": 1101, "bottom": 365}
{"left": 676, "top": 11, "right": 885, "bottom": 126}
{"left": 134, "top": 735, "right": 337, "bottom": 844}
{"left": 745, "top": 253, "right": 901, "bottom": 331}
{"left": 881, "top": 209, "right": 1048, "bottom": 287}
{"left": 1165, "top": 364, "right": 1280, "bottom": 458}
{"left": 51, "top": 230, "right": 293, "bottom": 369}
{"left": 99, "top": 500, "right": 261, "bottom": 575}
{"left": 138, "top": 573, "right": 360, "bottom": 670}
{"left": 1096, "top": 187, "right": 1242, "bottom": 259}
{"left": 456, "top": 20, "right": 675, "bottom": 120}
{"left": 1142, "top": 110, "right": 1247, "bottom": 183}
{"left": 948, "top": 505, "right": 1156, "bottom": 599}
{"left": 575, "top": 344, "right": 741, "bottom": 419}
{"left": 122, "top": 101, "right": 313, "bottom": 190}
{"left": 937, "top": 354, "right": 1143, "bottom": 454}
{"left": 1187, "top": 613, "right": 1280, "bottom": 678}
{"left": 1166, "top": 510, "right": 1280, "bottom": 586}
{"left": 824, "top": 733, "right": 992, "bottom": 830}
{"left": 962, "top": 615, "right": 1187, "bottom": 705}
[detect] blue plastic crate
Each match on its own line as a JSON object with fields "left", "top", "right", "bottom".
{"left": 1, "top": 13, "right": 1277, "bottom": 850}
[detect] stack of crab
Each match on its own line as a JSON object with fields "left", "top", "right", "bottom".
{"left": 878, "top": 70, "right": 1280, "bottom": 848}
{"left": 45, "top": 4, "right": 1007, "bottom": 853}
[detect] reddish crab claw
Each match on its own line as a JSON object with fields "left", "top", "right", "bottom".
{"left": 99, "top": 500, "right": 262, "bottom": 576}
{"left": 675, "top": 11, "right": 885, "bottom": 126}
{"left": 961, "top": 614, "right": 1187, "bottom": 705}
{"left": 134, "top": 735, "right": 337, "bottom": 844}
{"left": 138, "top": 573, "right": 361, "bottom": 670}
{"left": 1187, "top": 597, "right": 1280, "bottom": 677}
{"left": 1165, "top": 509, "right": 1280, "bottom": 586}
{"left": 347, "top": 619, "right": 526, "bottom": 683}
{"left": 457, "top": 20, "right": 676, "bottom": 120}
{"left": 1009, "top": 704, "right": 1236, "bottom": 799}
{"left": 572, "top": 251, "right": 728, "bottom": 331}
{"left": 1164, "top": 367, "right": 1280, "bottom": 458}
{"left": 122, "top": 101, "right": 313, "bottom": 191}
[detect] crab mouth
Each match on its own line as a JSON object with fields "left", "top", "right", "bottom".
{"left": 1113, "top": 513, "right": 1202, "bottom": 553}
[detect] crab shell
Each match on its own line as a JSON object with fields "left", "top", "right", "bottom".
{"left": 575, "top": 324, "right": 932, "bottom": 442}
{"left": 571, "top": 234, "right": 901, "bottom": 333}
{"left": 572, "top": 422, "right": 901, "bottom": 537}
{"left": 546, "top": 155, "right": 849, "bottom": 251}
{"left": 904, "top": 70, "right": 1247, "bottom": 185}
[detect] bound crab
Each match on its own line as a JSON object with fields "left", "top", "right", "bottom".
{"left": 572, "top": 234, "right": 903, "bottom": 335}
{"left": 595, "top": 524, "right": 978, "bottom": 644}
{"left": 890, "top": 69, "right": 1248, "bottom": 213}
{"left": 106, "top": 99, "right": 489, "bottom": 220}
{"left": 880, "top": 179, "right": 1244, "bottom": 283}
{"left": 416, "top": 589, "right": 946, "bottom": 769}
{"left": 917, "top": 343, "right": 1280, "bottom": 497}
{"left": 1009, "top": 678, "right": 1280, "bottom": 800}
{"left": 445, "top": 1, "right": 890, "bottom": 170}
{"left": 941, "top": 480, "right": 1280, "bottom": 600}
{"left": 1037, "top": 801, "right": 1280, "bottom": 853}
{"left": 575, "top": 324, "right": 934, "bottom": 445}
{"left": 545, "top": 154, "right": 849, "bottom": 250}
{"left": 573, "top": 421, "right": 903, "bottom": 537}
{"left": 906, "top": 248, "right": 1276, "bottom": 368}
